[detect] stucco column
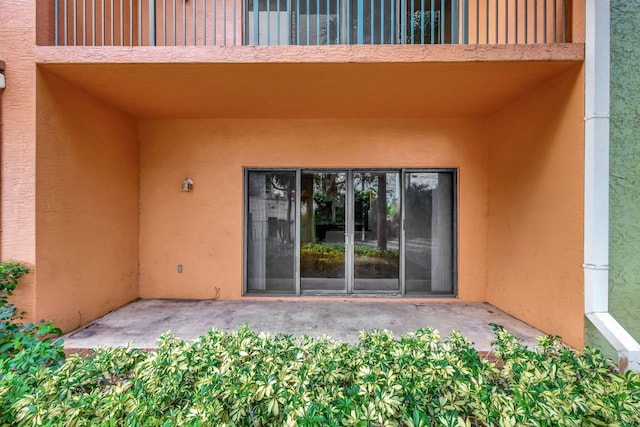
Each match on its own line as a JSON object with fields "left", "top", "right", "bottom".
{"left": 0, "top": 0, "right": 38, "bottom": 321}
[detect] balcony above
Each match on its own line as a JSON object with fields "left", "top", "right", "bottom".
{"left": 41, "top": 0, "right": 580, "bottom": 47}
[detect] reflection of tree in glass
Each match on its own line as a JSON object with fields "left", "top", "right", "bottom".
{"left": 267, "top": 173, "right": 295, "bottom": 243}
{"left": 312, "top": 174, "right": 346, "bottom": 205}
{"left": 354, "top": 173, "right": 392, "bottom": 251}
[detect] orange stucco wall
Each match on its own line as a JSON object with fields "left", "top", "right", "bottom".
{"left": 35, "top": 69, "right": 139, "bottom": 332}
{"left": 1, "top": 0, "right": 38, "bottom": 322}
{"left": 5, "top": 0, "right": 586, "bottom": 341}
{"left": 138, "top": 119, "right": 489, "bottom": 301}
{"left": 486, "top": 65, "right": 584, "bottom": 348}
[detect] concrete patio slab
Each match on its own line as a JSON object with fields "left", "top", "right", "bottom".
{"left": 63, "top": 299, "right": 549, "bottom": 351}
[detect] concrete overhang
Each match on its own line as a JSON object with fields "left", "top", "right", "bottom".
{"left": 37, "top": 44, "right": 584, "bottom": 119}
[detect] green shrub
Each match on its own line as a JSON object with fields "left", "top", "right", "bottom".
{"left": 0, "top": 261, "right": 64, "bottom": 373}
{"left": 2, "top": 324, "right": 639, "bottom": 426}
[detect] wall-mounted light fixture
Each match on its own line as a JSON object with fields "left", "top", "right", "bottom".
{"left": 0, "top": 60, "right": 6, "bottom": 90}
{"left": 182, "top": 177, "right": 193, "bottom": 192}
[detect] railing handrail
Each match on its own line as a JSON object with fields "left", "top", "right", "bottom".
{"left": 51, "top": 0, "right": 568, "bottom": 47}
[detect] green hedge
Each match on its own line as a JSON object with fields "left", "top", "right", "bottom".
{"left": 2, "top": 325, "right": 639, "bottom": 426}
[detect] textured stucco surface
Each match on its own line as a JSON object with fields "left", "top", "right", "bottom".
{"left": 585, "top": 0, "right": 640, "bottom": 358}
{"left": 35, "top": 70, "right": 139, "bottom": 332}
{"left": 0, "top": 0, "right": 38, "bottom": 322}
{"left": 487, "top": 65, "right": 585, "bottom": 349}
{"left": 138, "top": 118, "right": 489, "bottom": 302}
{"left": 2, "top": 0, "right": 588, "bottom": 338}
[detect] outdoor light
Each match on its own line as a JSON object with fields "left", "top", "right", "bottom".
{"left": 182, "top": 177, "right": 193, "bottom": 192}
{"left": 0, "top": 60, "right": 5, "bottom": 90}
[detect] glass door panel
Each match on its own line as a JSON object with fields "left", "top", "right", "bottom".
{"left": 300, "top": 171, "right": 347, "bottom": 293}
{"left": 405, "top": 171, "right": 454, "bottom": 294}
{"left": 353, "top": 172, "right": 401, "bottom": 292}
{"left": 246, "top": 171, "right": 296, "bottom": 293}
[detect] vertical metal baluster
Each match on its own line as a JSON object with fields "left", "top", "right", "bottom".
{"left": 64, "top": 0, "right": 68, "bottom": 46}
{"left": 543, "top": 0, "right": 547, "bottom": 43}
{"left": 162, "top": 0, "right": 166, "bottom": 45}
{"left": 485, "top": 0, "right": 488, "bottom": 43}
{"left": 296, "top": 0, "right": 300, "bottom": 44}
{"left": 253, "top": 0, "right": 258, "bottom": 45}
{"left": 203, "top": 0, "right": 206, "bottom": 45}
{"left": 533, "top": 0, "right": 537, "bottom": 43}
{"left": 524, "top": 0, "right": 527, "bottom": 43}
{"left": 182, "top": 0, "right": 186, "bottom": 44}
{"left": 278, "top": 0, "right": 282, "bottom": 45}
{"left": 55, "top": 0, "right": 59, "bottom": 45}
{"left": 493, "top": 0, "right": 497, "bottom": 43}
{"left": 138, "top": 0, "right": 142, "bottom": 45}
{"left": 336, "top": 0, "right": 340, "bottom": 44}
{"left": 505, "top": 0, "right": 508, "bottom": 44}
{"left": 440, "top": 0, "right": 444, "bottom": 44}
{"left": 381, "top": 0, "right": 385, "bottom": 44}
{"left": 233, "top": 0, "right": 236, "bottom": 45}
{"left": 129, "top": 0, "right": 133, "bottom": 45}
{"left": 84, "top": 0, "right": 88, "bottom": 45}
{"left": 402, "top": 0, "right": 406, "bottom": 44}
{"left": 514, "top": 0, "right": 518, "bottom": 43}
{"left": 452, "top": 0, "right": 457, "bottom": 43}
{"left": 213, "top": 0, "right": 216, "bottom": 45}
{"left": 222, "top": 0, "right": 226, "bottom": 45}
{"left": 561, "top": 0, "right": 565, "bottom": 42}
{"left": 327, "top": 0, "right": 331, "bottom": 45}
{"left": 93, "top": 0, "right": 97, "bottom": 46}
{"left": 401, "top": 0, "right": 406, "bottom": 44}
{"left": 461, "top": 0, "right": 468, "bottom": 43}
{"left": 317, "top": 0, "right": 321, "bottom": 45}
{"left": 121, "top": 0, "right": 124, "bottom": 45}
{"left": 266, "top": 0, "right": 270, "bottom": 45}
{"left": 390, "top": 0, "right": 394, "bottom": 44}
{"left": 172, "top": 0, "right": 175, "bottom": 45}
{"left": 420, "top": 0, "right": 424, "bottom": 44}
{"left": 307, "top": 0, "right": 311, "bottom": 46}
{"left": 357, "top": 0, "right": 363, "bottom": 43}
{"left": 475, "top": 0, "right": 478, "bottom": 43}
{"left": 553, "top": 0, "right": 556, "bottom": 42}
{"left": 410, "top": 0, "right": 414, "bottom": 44}
{"left": 431, "top": 0, "right": 435, "bottom": 43}
{"left": 102, "top": 0, "right": 105, "bottom": 45}
{"left": 111, "top": 0, "right": 115, "bottom": 45}
{"left": 149, "top": 0, "right": 156, "bottom": 45}
{"left": 368, "top": 0, "right": 372, "bottom": 43}
{"left": 346, "top": 0, "right": 350, "bottom": 44}
{"left": 192, "top": 0, "right": 196, "bottom": 45}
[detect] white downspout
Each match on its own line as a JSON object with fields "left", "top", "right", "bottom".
{"left": 584, "top": 0, "right": 640, "bottom": 373}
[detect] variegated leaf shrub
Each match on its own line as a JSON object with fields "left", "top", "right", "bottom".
{"left": 0, "top": 262, "right": 64, "bottom": 374}
{"left": 1, "top": 324, "right": 639, "bottom": 426}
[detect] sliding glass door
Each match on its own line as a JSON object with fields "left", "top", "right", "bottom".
{"left": 353, "top": 171, "right": 401, "bottom": 292}
{"left": 246, "top": 170, "right": 297, "bottom": 293}
{"left": 245, "top": 169, "right": 456, "bottom": 296}
{"left": 300, "top": 171, "right": 348, "bottom": 293}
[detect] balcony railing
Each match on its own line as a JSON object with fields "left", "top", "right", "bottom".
{"left": 51, "top": 0, "right": 568, "bottom": 47}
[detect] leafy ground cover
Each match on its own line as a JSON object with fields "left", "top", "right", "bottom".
{"left": 1, "top": 262, "right": 639, "bottom": 426}
{"left": 2, "top": 325, "right": 640, "bottom": 426}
